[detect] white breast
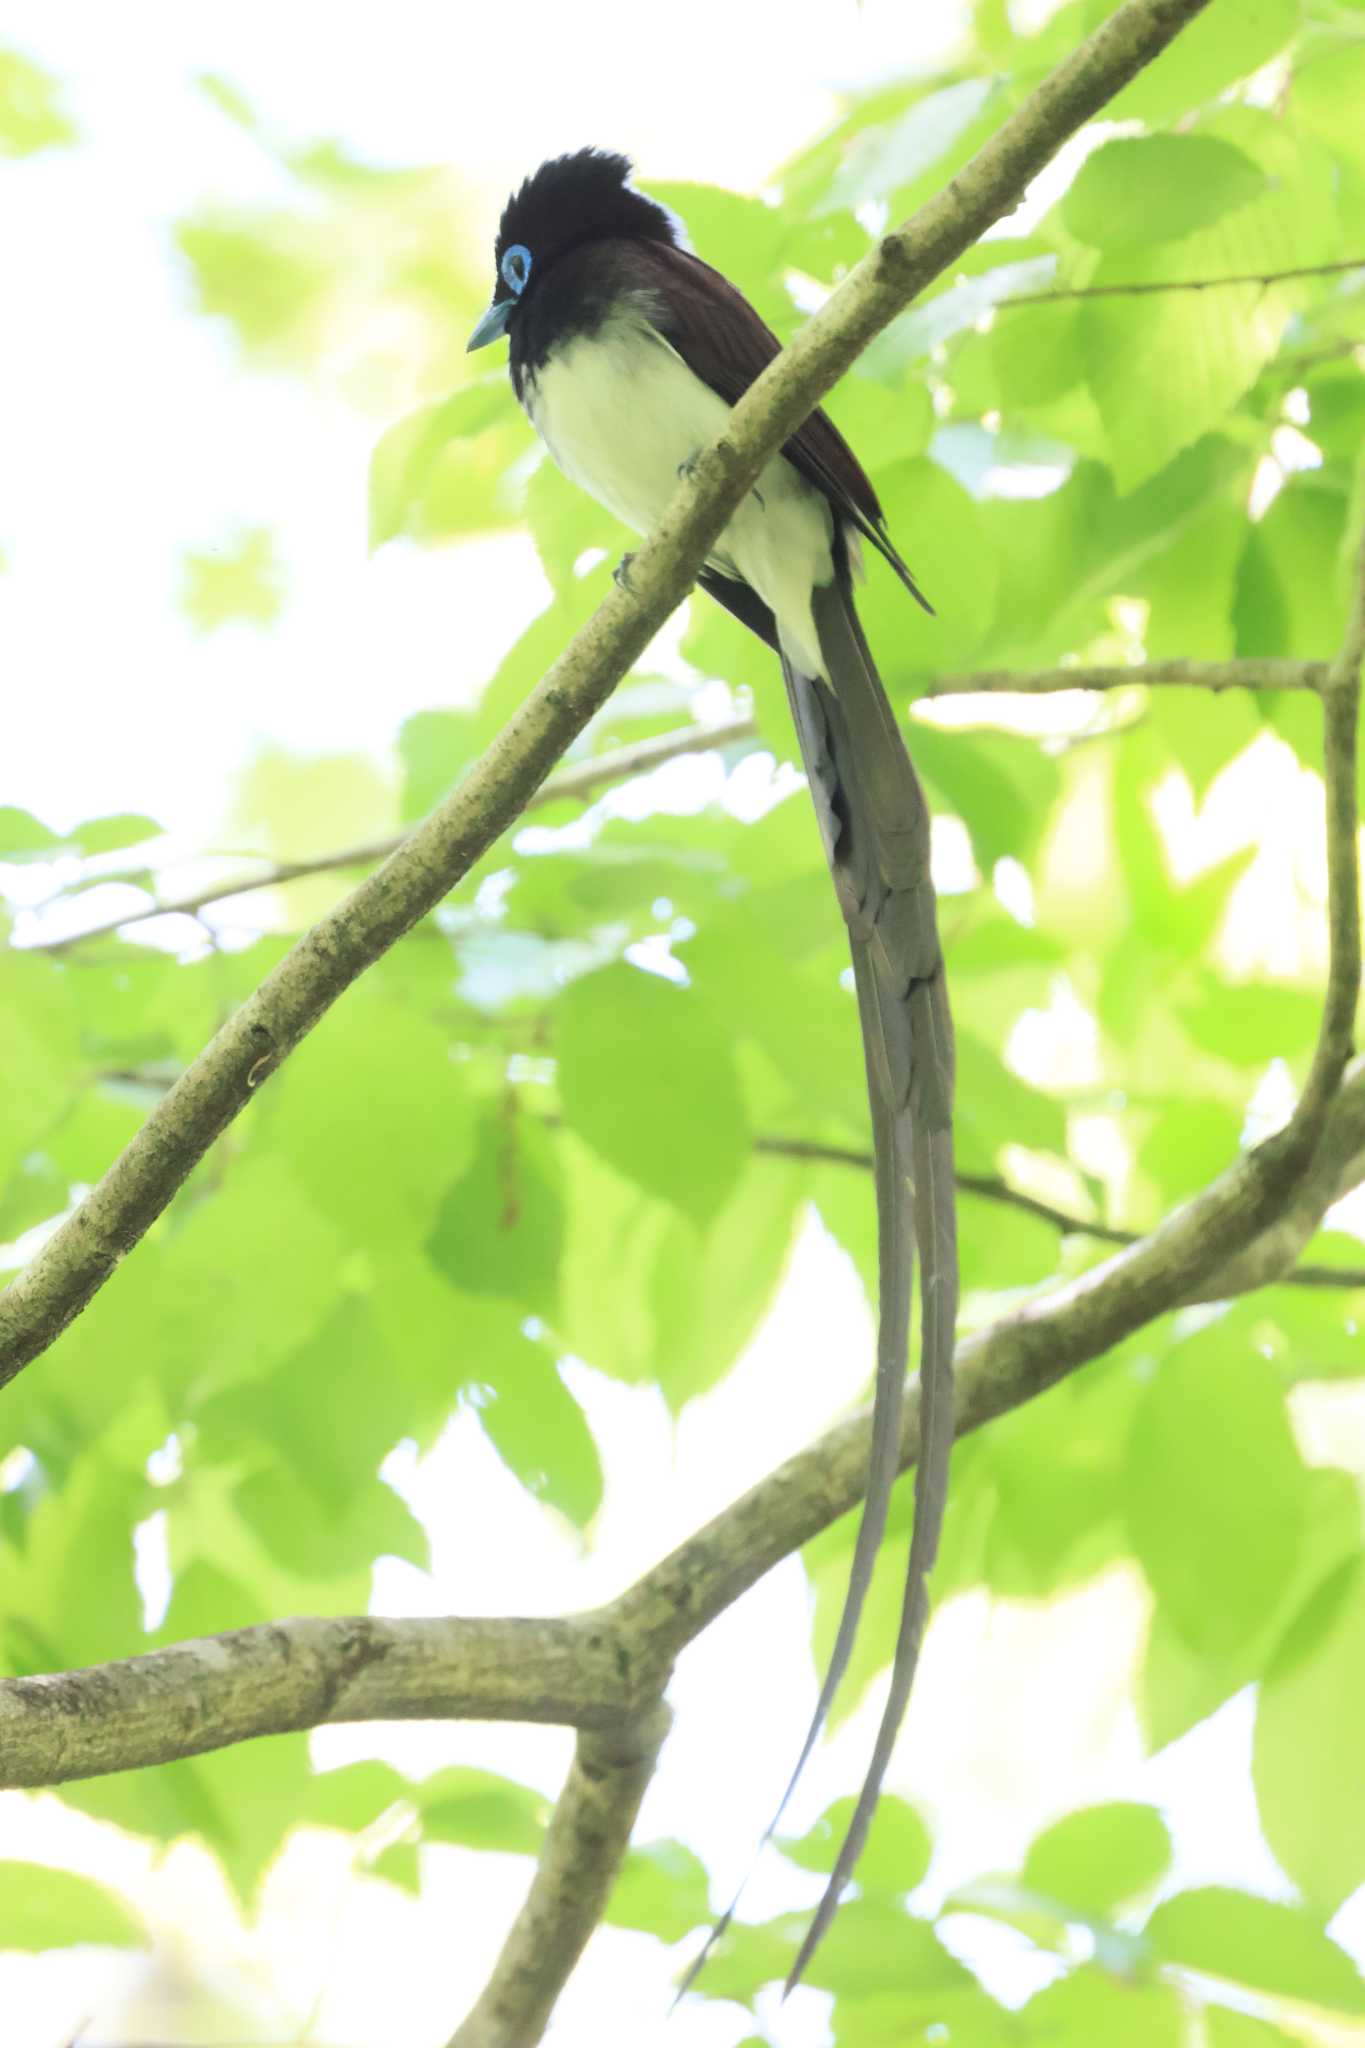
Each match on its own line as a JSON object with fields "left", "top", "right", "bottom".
{"left": 523, "top": 311, "right": 835, "bottom": 678}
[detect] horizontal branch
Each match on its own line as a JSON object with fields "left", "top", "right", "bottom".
{"left": 756, "top": 1070, "right": 1365, "bottom": 1293}
{"left": 998, "top": 255, "right": 1365, "bottom": 311}
{"left": 928, "top": 657, "right": 1327, "bottom": 697}
{"left": 32, "top": 716, "right": 757, "bottom": 952}
{"left": 0, "top": 1615, "right": 667, "bottom": 1787}
{"left": 27, "top": 662, "right": 1318, "bottom": 957}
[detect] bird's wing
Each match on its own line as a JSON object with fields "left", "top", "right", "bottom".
{"left": 631, "top": 241, "right": 932, "bottom": 613}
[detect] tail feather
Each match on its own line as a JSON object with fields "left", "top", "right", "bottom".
{"left": 786, "top": 570, "right": 956, "bottom": 1988}
{"left": 676, "top": 559, "right": 957, "bottom": 2004}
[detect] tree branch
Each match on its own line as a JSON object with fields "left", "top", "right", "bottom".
{"left": 928, "top": 657, "right": 1328, "bottom": 696}
{"left": 27, "top": 663, "right": 1318, "bottom": 957}
{"left": 997, "top": 255, "right": 1365, "bottom": 310}
{"left": 28, "top": 717, "right": 758, "bottom": 953}
{"left": 446, "top": 1709, "right": 670, "bottom": 2048}
{"left": 755, "top": 1063, "right": 1365, "bottom": 1294}
{"left": 0, "top": 0, "right": 1222, "bottom": 1389}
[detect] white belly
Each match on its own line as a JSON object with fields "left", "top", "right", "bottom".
{"left": 523, "top": 313, "right": 835, "bottom": 678}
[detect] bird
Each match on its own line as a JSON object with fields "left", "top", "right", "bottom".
{"left": 468, "top": 147, "right": 957, "bottom": 1991}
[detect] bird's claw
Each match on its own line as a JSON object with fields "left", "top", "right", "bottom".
{"left": 614, "top": 551, "right": 636, "bottom": 592}
{"left": 677, "top": 451, "right": 701, "bottom": 481}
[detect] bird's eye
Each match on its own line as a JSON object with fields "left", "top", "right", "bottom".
{"left": 501, "top": 243, "right": 532, "bottom": 296}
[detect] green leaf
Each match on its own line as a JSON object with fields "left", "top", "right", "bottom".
{"left": 1253, "top": 1557, "right": 1365, "bottom": 1914}
{"left": 648, "top": 1156, "right": 803, "bottom": 1409}
{"left": 1145, "top": 1889, "right": 1365, "bottom": 2013}
{"left": 779, "top": 1794, "right": 931, "bottom": 1895}
{"left": 1140, "top": 1466, "right": 1363, "bottom": 1751}
{"left": 263, "top": 991, "right": 475, "bottom": 1250}
{"left": 1022, "top": 1802, "right": 1171, "bottom": 1915}
{"left": 607, "top": 1839, "right": 713, "bottom": 1943}
{"left": 0, "top": 805, "right": 64, "bottom": 856}
{"left": 368, "top": 379, "right": 515, "bottom": 548}
{"left": 0, "top": 50, "right": 77, "bottom": 157}
{"left": 0, "top": 1862, "right": 144, "bottom": 1950}
{"left": 1, "top": 1456, "right": 145, "bottom": 1673}
{"left": 180, "top": 526, "right": 284, "bottom": 632}
{"left": 700, "top": 1901, "right": 970, "bottom": 2004}
{"left": 67, "top": 812, "right": 164, "bottom": 855}
{"left": 1294, "top": 40, "right": 1365, "bottom": 178}
{"left": 1019, "top": 1965, "right": 1182, "bottom": 2048}
{"left": 472, "top": 1311, "right": 603, "bottom": 1527}
{"left": 397, "top": 708, "right": 479, "bottom": 822}
{"left": 1105, "top": 0, "right": 1298, "bottom": 124}
{"left": 427, "top": 1100, "right": 564, "bottom": 1319}
{"left": 1063, "top": 136, "right": 1266, "bottom": 248}
{"left": 954, "top": 1029, "right": 1066, "bottom": 1175}
{"left": 0, "top": 949, "right": 82, "bottom": 1190}
{"left": 556, "top": 962, "right": 748, "bottom": 1225}
{"left": 1081, "top": 115, "right": 1316, "bottom": 492}
{"left": 814, "top": 78, "right": 997, "bottom": 215}
{"left": 1125, "top": 1325, "right": 1308, "bottom": 1659}
{"left": 1205, "top": 2010, "right": 1301, "bottom": 2048}
{"left": 416, "top": 1765, "right": 547, "bottom": 1855}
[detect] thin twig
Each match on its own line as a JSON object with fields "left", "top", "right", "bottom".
{"left": 27, "top": 716, "right": 757, "bottom": 953}
{"left": 928, "top": 658, "right": 1327, "bottom": 697}
{"left": 753, "top": 1119, "right": 1365, "bottom": 1292}
{"left": 997, "top": 255, "right": 1365, "bottom": 311}
{"left": 23, "top": 665, "right": 1323, "bottom": 951}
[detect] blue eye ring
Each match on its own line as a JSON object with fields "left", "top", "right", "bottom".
{"left": 501, "top": 243, "right": 532, "bottom": 296}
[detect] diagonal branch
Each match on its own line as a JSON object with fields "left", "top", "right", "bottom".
{"left": 0, "top": 0, "right": 1224, "bottom": 1389}
{"left": 446, "top": 1709, "right": 671, "bottom": 2048}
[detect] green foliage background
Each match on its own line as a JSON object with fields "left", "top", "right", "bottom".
{"left": 2, "top": 3, "right": 1365, "bottom": 2040}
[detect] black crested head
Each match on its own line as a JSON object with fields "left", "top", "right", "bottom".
{"left": 488, "top": 148, "right": 680, "bottom": 311}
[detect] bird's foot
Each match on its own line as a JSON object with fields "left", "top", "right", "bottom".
{"left": 614, "top": 551, "right": 636, "bottom": 592}
{"left": 677, "top": 451, "right": 702, "bottom": 481}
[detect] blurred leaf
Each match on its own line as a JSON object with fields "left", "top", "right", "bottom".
{"left": 1105, "top": 0, "right": 1298, "bottom": 123}
{"left": 1022, "top": 1802, "right": 1171, "bottom": 1915}
{"left": 0, "top": 805, "right": 63, "bottom": 856}
{"left": 473, "top": 1311, "right": 603, "bottom": 1527}
{"left": 369, "top": 378, "right": 514, "bottom": 547}
{"left": 607, "top": 1838, "right": 713, "bottom": 1943}
{"left": 779, "top": 1793, "right": 931, "bottom": 1894}
{"left": 1126, "top": 1325, "right": 1308, "bottom": 1659}
{"left": 427, "top": 1098, "right": 564, "bottom": 1320}
{"left": 649, "top": 1155, "right": 802, "bottom": 1409}
{"left": 815, "top": 78, "right": 998, "bottom": 215}
{"left": 0, "top": 1863, "right": 143, "bottom": 1950}
{"left": 417, "top": 1765, "right": 547, "bottom": 1854}
{"left": 1063, "top": 135, "right": 1266, "bottom": 248}
{"left": 1140, "top": 1465, "right": 1362, "bottom": 1751}
{"left": 1019, "top": 1964, "right": 1182, "bottom": 2047}
{"left": 557, "top": 962, "right": 748, "bottom": 1225}
{"left": 0, "top": 49, "right": 76, "bottom": 156}
{"left": 1145, "top": 1888, "right": 1365, "bottom": 2012}
{"left": 1253, "top": 1557, "right": 1365, "bottom": 1914}
{"left": 180, "top": 526, "right": 284, "bottom": 631}
{"left": 66, "top": 812, "right": 164, "bottom": 856}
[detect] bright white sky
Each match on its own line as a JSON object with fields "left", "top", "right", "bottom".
{"left": 2, "top": 4, "right": 1364, "bottom": 2046}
